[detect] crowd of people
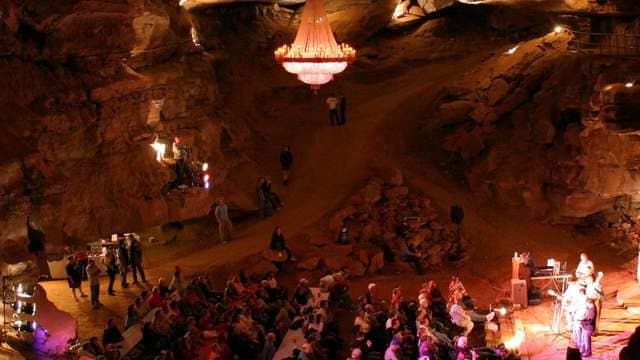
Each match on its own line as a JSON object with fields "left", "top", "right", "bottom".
{"left": 347, "top": 279, "right": 515, "bottom": 360}
{"left": 77, "top": 267, "right": 354, "bottom": 360}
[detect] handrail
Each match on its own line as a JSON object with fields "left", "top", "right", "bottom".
{"left": 568, "top": 30, "right": 640, "bottom": 57}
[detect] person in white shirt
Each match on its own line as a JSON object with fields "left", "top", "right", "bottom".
{"left": 449, "top": 292, "right": 494, "bottom": 335}
{"left": 326, "top": 94, "right": 339, "bottom": 126}
{"left": 575, "top": 253, "right": 595, "bottom": 284}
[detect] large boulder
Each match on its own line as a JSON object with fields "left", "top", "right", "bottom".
{"left": 368, "top": 250, "right": 385, "bottom": 274}
{"left": 347, "top": 259, "right": 367, "bottom": 277}
{"left": 246, "top": 260, "right": 278, "bottom": 280}
{"left": 323, "top": 255, "right": 349, "bottom": 272}
{"left": 298, "top": 257, "right": 321, "bottom": 271}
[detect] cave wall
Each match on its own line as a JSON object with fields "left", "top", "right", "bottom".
{"left": 431, "top": 31, "right": 640, "bottom": 222}
{"left": 0, "top": 0, "right": 252, "bottom": 261}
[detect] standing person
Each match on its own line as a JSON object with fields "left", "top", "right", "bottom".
{"left": 86, "top": 259, "right": 102, "bottom": 308}
{"left": 129, "top": 236, "right": 146, "bottom": 284}
{"left": 586, "top": 272, "right": 604, "bottom": 333}
{"left": 338, "top": 92, "right": 347, "bottom": 125}
{"left": 66, "top": 256, "right": 87, "bottom": 300}
{"left": 257, "top": 177, "right": 269, "bottom": 218}
{"left": 579, "top": 298, "right": 597, "bottom": 357}
{"left": 576, "top": 253, "right": 595, "bottom": 284}
{"left": 279, "top": 145, "right": 293, "bottom": 186}
{"left": 450, "top": 204, "right": 464, "bottom": 241}
{"left": 104, "top": 249, "right": 117, "bottom": 296}
{"left": 214, "top": 198, "right": 233, "bottom": 243}
{"left": 117, "top": 238, "right": 130, "bottom": 289}
{"left": 172, "top": 136, "right": 186, "bottom": 185}
{"left": 326, "top": 93, "right": 339, "bottom": 126}
{"left": 571, "top": 287, "right": 588, "bottom": 350}
{"left": 75, "top": 246, "right": 90, "bottom": 280}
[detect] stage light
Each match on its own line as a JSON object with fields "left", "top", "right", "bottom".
{"left": 202, "top": 163, "right": 208, "bottom": 172}
{"left": 626, "top": 82, "right": 634, "bottom": 88}
{"left": 505, "top": 45, "right": 519, "bottom": 55}
{"left": 150, "top": 140, "right": 166, "bottom": 163}
{"left": 504, "top": 331, "right": 524, "bottom": 350}
{"left": 14, "top": 283, "right": 36, "bottom": 298}
{"left": 554, "top": 26, "right": 563, "bottom": 34}
{"left": 498, "top": 307, "right": 507, "bottom": 316}
{"left": 12, "top": 300, "right": 36, "bottom": 315}
{"left": 12, "top": 320, "right": 37, "bottom": 333}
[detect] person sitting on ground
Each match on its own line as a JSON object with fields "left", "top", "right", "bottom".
{"left": 449, "top": 292, "right": 495, "bottom": 336}
{"left": 82, "top": 336, "right": 104, "bottom": 357}
{"left": 399, "top": 239, "right": 423, "bottom": 274}
{"left": 147, "top": 286, "right": 164, "bottom": 309}
{"left": 102, "top": 319, "right": 124, "bottom": 348}
{"left": 270, "top": 226, "right": 296, "bottom": 261}
{"left": 124, "top": 304, "right": 141, "bottom": 330}
{"left": 158, "top": 278, "right": 171, "bottom": 297}
{"left": 136, "top": 293, "right": 150, "bottom": 315}
{"left": 293, "top": 278, "right": 313, "bottom": 309}
{"left": 384, "top": 336, "right": 403, "bottom": 360}
{"left": 169, "top": 265, "right": 184, "bottom": 294}
{"left": 262, "top": 177, "right": 283, "bottom": 211}
{"left": 453, "top": 336, "right": 472, "bottom": 360}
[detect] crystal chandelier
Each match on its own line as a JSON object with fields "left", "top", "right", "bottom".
{"left": 274, "top": 0, "right": 356, "bottom": 88}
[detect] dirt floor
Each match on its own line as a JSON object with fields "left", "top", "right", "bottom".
{"left": 12, "top": 27, "right": 640, "bottom": 359}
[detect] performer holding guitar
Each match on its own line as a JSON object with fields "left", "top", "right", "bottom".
{"left": 586, "top": 272, "right": 604, "bottom": 333}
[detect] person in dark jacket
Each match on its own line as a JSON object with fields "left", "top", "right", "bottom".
{"left": 279, "top": 145, "right": 293, "bottom": 186}
{"left": 257, "top": 177, "right": 269, "bottom": 218}
{"left": 262, "top": 177, "right": 282, "bottom": 211}
{"left": 102, "top": 319, "right": 124, "bottom": 348}
{"left": 66, "top": 256, "right": 87, "bottom": 300}
{"left": 270, "top": 226, "right": 295, "bottom": 261}
{"left": 129, "top": 236, "right": 146, "bottom": 284}
{"left": 117, "top": 238, "right": 130, "bottom": 288}
{"left": 339, "top": 92, "right": 347, "bottom": 125}
{"left": 104, "top": 249, "right": 117, "bottom": 296}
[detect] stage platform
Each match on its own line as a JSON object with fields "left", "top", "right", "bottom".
{"left": 501, "top": 269, "right": 640, "bottom": 359}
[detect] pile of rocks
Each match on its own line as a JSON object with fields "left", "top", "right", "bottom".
{"left": 296, "top": 169, "right": 469, "bottom": 278}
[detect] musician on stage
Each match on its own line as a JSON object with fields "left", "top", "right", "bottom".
{"left": 562, "top": 280, "right": 582, "bottom": 331}
{"left": 574, "top": 296, "right": 596, "bottom": 357}
{"left": 575, "top": 253, "right": 595, "bottom": 285}
{"left": 585, "top": 272, "right": 604, "bottom": 333}
{"left": 571, "top": 288, "right": 589, "bottom": 350}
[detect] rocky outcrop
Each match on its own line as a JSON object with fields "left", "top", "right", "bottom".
{"left": 430, "top": 31, "right": 640, "bottom": 222}
{"left": 296, "top": 170, "right": 468, "bottom": 276}
{"left": 0, "top": 0, "right": 252, "bottom": 261}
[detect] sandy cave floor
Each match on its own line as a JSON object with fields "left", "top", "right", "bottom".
{"left": 6, "top": 31, "right": 640, "bottom": 359}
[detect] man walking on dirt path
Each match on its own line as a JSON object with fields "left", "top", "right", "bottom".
{"left": 214, "top": 198, "right": 233, "bottom": 243}
{"left": 339, "top": 92, "right": 347, "bottom": 125}
{"left": 279, "top": 145, "right": 293, "bottom": 186}
{"left": 326, "top": 93, "right": 339, "bottom": 126}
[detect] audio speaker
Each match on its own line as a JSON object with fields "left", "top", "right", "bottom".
{"left": 511, "top": 279, "right": 528, "bottom": 307}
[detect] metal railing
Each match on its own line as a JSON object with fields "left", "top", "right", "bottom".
{"left": 569, "top": 31, "right": 640, "bottom": 57}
